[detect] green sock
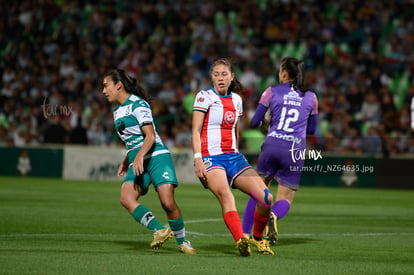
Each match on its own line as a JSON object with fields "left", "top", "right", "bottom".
{"left": 131, "top": 205, "right": 164, "bottom": 231}
{"left": 168, "top": 217, "right": 186, "bottom": 245}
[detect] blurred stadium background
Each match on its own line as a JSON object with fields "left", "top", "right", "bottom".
{"left": 1, "top": 2, "right": 414, "bottom": 273}
{"left": 0, "top": 1, "right": 413, "bottom": 187}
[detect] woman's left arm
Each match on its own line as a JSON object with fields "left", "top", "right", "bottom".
{"left": 133, "top": 124, "right": 155, "bottom": 175}
{"left": 235, "top": 120, "right": 240, "bottom": 148}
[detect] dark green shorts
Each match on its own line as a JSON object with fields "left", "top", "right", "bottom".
{"left": 123, "top": 152, "right": 178, "bottom": 195}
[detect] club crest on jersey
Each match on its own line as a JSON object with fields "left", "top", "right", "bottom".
{"left": 224, "top": 111, "right": 235, "bottom": 124}
{"left": 283, "top": 89, "right": 302, "bottom": 106}
{"left": 124, "top": 104, "right": 132, "bottom": 115}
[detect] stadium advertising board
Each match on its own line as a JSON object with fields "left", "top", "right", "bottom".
{"left": 0, "top": 147, "right": 63, "bottom": 177}
{"left": 62, "top": 146, "right": 199, "bottom": 183}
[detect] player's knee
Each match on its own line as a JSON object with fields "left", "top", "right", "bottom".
{"left": 120, "top": 194, "right": 135, "bottom": 210}
{"left": 211, "top": 188, "right": 232, "bottom": 204}
{"left": 119, "top": 196, "right": 128, "bottom": 209}
{"left": 160, "top": 199, "right": 178, "bottom": 215}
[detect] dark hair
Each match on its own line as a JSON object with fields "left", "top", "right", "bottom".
{"left": 281, "top": 57, "right": 306, "bottom": 92}
{"left": 210, "top": 58, "right": 244, "bottom": 94}
{"left": 104, "top": 69, "right": 150, "bottom": 102}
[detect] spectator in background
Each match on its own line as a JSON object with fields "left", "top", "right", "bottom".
{"left": 411, "top": 96, "right": 414, "bottom": 131}
{"left": 87, "top": 122, "right": 106, "bottom": 145}
{"left": 393, "top": 129, "right": 408, "bottom": 153}
{"left": 0, "top": 0, "right": 413, "bottom": 156}
{"left": 333, "top": 93, "right": 349, "bottom": 117}
{"left": 407, "top": 133, "right": 414, "bottom": 154}
{"left": 70, "top": 117, "right": 88, "bottom": 144}
{"left": 342, "top": 127, "right": 363, "bottom": 153}
{"left": 346, "top": 84, "right": 364, "bottom": 115}
{"left": 398, "top": 104, "right": 410, "bottom": 131}
{"left": 360, "top": 92, "right": 381, "bottom": 126}
{"left": 380, "top": 89, "right": 396, "bottom": 116}
{"left": 173, "top": 119, "right": 192, "bottom": 149}
{"left": 239, "top": 64, "right": 260, "bottom": 89}
{"left": 0, "top": 125, "right": 7, "bottom": 146}
{"left": 43, "top": 117, "right": 68, "bottom": 144}
{"left": 361, "top": 126, "right": 382, "bottom": 154}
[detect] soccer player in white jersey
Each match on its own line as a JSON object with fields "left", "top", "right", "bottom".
{"left": 102, "top": 69, "right": 196, "bottom": 254}
{"left": 192, "top": 59, "right": 274, "bottom": 256}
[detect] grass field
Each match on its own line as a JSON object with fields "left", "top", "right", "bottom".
{"left": 0, "top": 176, "right": 413, "bottom": 274}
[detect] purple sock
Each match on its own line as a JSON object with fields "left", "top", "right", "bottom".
{"left": 242, "top": 196, "right": 256, "bottom": 235}
{"left": 272, "top": 200, "right": 290, "bottom": 220}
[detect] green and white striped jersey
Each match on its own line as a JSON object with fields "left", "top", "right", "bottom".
{"left": 113, "top": 94, "right": 169, "bottom": 157}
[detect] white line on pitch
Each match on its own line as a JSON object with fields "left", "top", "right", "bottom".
{"left": 1, "top": 232, "right": 413, "bottom": 239}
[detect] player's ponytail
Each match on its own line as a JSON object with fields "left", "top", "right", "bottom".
{"left": 229, "top": 77, "right": 243, "bottom": 94}
{"left": 104, "top": 69, "right": 151, "bottom": 102}
{"left": 281, "top": 57, "right": 306, "bottom": 92}
{"left": 123, "top": 72, "right": 151, "bottom": 102}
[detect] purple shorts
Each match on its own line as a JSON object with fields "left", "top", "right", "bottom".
{"left": 256, "top": 139, "right": 304, "bottom": 190}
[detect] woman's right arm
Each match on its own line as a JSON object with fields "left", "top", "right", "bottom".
{"left": 192, "top": 110, "right": 207, "bottom": 182}
{"left": 117, "top": 156, "right": 129, "bottom": 177}
{"left": 251, "top": 87, "right": 271, "bottom": 128}
{"left": 250, "top": 104, "right": 268, "bottom": 127}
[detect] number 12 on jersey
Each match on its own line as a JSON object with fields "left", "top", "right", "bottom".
{"left": 276, "top": 107, "right": 299, "bottom": 132}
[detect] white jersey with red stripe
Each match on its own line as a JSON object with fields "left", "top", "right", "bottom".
{"left": 193, "top": 88, "right": 243, "bottom": 157}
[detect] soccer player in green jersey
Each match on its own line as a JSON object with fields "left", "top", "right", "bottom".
{"left": 102, "top": 69, "right": 196, "bottom": 254}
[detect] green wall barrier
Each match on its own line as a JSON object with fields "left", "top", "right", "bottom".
{"left": 0, "top": 147, "right": 63, "bottom": 178}
{"left": 300, "top": 156, "right": 376, "bottom": 188}
{"left": 0, "top": 146, "right": 411, "bottom": 189}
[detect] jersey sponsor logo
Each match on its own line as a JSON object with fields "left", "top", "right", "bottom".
{"left": 197, "top": 97, "right": 204, "bottom": 103}
{"left": 116, "top": 120, "right": 126, "bottom": 135}
{"left": 140, "top": 109, "right": 151, "bottom": 120}
{"left": 223, "top": 111, "right": 235, "bottom": 124}
{"left": 162, "top": 172, "right": 170, "bottom": 179}
{"left": 236, "top": 102, "right": 242, "bottom": 113}
{"left": 268, "top": 131, "right": 302, "bottom": 144}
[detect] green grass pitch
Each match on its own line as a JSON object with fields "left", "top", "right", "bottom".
{"left": 0, "top": 176, "right": 413, "bottom": 274}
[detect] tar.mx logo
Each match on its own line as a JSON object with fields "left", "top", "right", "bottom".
{"left": 289, "top": 140, "right": 322, "bottom": 163}
{"left": 40, "top": 96, "right": 73, "bottom": 119}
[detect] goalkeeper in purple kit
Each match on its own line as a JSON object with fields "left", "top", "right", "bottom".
{"left": 242, "top": 57, "right": 319, "bottom": 246}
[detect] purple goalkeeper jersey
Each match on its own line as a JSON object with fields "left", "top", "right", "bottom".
{"left": 259, "top": 82, "right": 318, "bottom": 148}
{"left": 255, "top": 82, "right": 318, "bottom": 189}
